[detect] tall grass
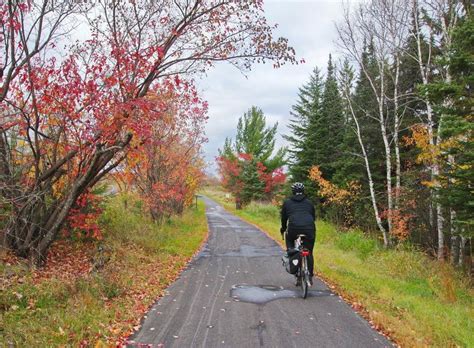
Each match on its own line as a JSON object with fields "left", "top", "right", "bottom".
{"left": 100, "top": 193, "right": 206, "bottom": 257}
{"left": 202, "top": 188, "right": 474, "bottom": 347}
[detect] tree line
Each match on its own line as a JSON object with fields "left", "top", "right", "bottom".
{"left": 217, "top": 0, "right": 472, "bottom": 267}
{"left": 287, "top": 0, "right": 472, "bottom": 265}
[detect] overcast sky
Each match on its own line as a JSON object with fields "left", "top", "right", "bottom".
{"left": 197, "top": 0, "right": 354, "bottom": 174}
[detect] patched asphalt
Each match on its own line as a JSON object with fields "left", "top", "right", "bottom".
{"left": 128, "top": 197, "right": 393, "bottom": 347}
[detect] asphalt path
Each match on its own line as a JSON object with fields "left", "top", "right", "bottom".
{"left": 128, "top": 197, "right": 392, "bottom": 347}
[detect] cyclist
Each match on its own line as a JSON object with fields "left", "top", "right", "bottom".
{"left": 280, "top": 182, "right": 316, "bottom": 285}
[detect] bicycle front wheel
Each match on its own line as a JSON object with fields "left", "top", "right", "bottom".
{"left": 301, "top": 256, "right": 309, "bottom": 299}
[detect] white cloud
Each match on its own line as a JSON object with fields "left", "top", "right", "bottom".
{"left": 198, "top": 1, "right": 350, "bottom": 173}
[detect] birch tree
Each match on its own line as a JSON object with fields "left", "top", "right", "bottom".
{"left": 338, "top": 61, "right": 390, "bottom": 245}
{"left": 409, "top": 0, "right": 465, "bottom": 259}
{"left": 337, "top": 1, "right": 397, "bottom": 242}
{"left": 382, "top": 0, "right": 411, "bottom": 209}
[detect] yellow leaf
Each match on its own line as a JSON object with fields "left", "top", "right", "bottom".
{"left": 94, "top": 340, "right": 108, "bottom": 348}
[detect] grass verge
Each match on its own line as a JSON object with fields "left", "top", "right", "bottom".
{"left": 0, "top": 194, "right": 208, "bottom": 346}
{"left": 202, "top": 186, "right": 473, "bottom": 347}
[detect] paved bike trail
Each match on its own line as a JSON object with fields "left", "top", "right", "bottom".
{"left": 128, "top": 197, "right": 392, "bottom": 347}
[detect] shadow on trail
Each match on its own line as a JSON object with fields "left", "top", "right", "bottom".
{"left": 230, "top": 284, "right": 333, "bottom": 304}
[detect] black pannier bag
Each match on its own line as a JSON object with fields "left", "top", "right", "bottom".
{"left": 282, "top": 248, "right": 300, "bottom": 274}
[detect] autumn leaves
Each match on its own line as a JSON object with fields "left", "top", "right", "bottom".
{"left": 0, "top": 1, "right": 296, "bottom": 264}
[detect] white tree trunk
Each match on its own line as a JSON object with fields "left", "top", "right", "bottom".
{"left": 358, "top": 49, "right": 394, "bottom": 238}
{"left": 341, "top": 84, "right": 390, "bottom": 246}
{"left": 385, "top": 2, "right": 409, "bottom": 211}
{"left": 381, "top": 113, "right": 393, "bottom": 236}
{"left": 412, "top": 0, "right": 445, "bottom": 258}
{"left": 422, "top": 0, "right": 460, "bottom": 259}
{"left": 337, "top": 0, "right": 412, "bottom": 245}
{"left": 393, "top": 57, "right": 402, "bottom": 210}
{"left": 376, "top": 58, "right": 393, "bottom": 237}
{"left": 356, "top": 113, "right": 390, "bottom": 246}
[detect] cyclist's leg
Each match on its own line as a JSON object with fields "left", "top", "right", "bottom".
{"left": 285, "top": 230, "right": 296, "bottom": 250}
{"left": 303, "top": 236, "right": 315, "bottom": 276}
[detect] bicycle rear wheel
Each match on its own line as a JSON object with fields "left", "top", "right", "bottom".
{"left": 301, "top": 256, "right": 309, "bottom": 299}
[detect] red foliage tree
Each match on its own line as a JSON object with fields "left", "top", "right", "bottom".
{"left": 256, "top": 161, "right": 286, "bottom": 195}
{"left": 66, "top": 191, "right": 103, "bottom": 240}
{"left": 0, "top": 0, "right": 296, "bottom": 265}
{"left": 218, "top": 153, "right": 286, "bottom": 208}
{"left": 126, "top": 80, "right": 208, "bottom": 220}
{"left": 217, "top": 155, "right": 244, "bottom": 204}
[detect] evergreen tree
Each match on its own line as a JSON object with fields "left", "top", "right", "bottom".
{"left": 236, "top": 106, "right": 286, "bottom": 170}
{"left": 285, "top": 67, "right": 323, "bottom": 195}
{"left": 239, "top": 158, "right": 266, "bottom": 205}
{"left": 218, "top": 137, "right": 236, "bottom": 159}
{"left": 318, "top": 54, "right": 345, "bottom": 181}
{"left": 334, "top": 59, "right": 364, "bottom": 185}
{"left": 353, "top": 42, "right": 386, "bottom": 192}
{"left": 430, "top": 14, "right": 474, "bottom": 233}
{"left": 396, "top": 18, "right": 435, "bottom": 244}
{"left": 218, "top": 106, "right": 286, "bottom": 207}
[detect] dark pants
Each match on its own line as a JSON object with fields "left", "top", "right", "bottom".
{"left": 285, "top": 229, "right": 315, "bottom": 276}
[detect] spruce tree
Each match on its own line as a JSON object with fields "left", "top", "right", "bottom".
{"left": 396, "top": 19, "right": 434, "bottom": 243}
{"left": 353, "top": 42, "right": 386, "bottom": 193}
{"left": 218, "top": 137, "right": 236, "bottom": 159}
{"left": 285, "top": 67, "right": 323, "bottom": 193}
{"left": 432, "top": 15, "right": 474, "bottom": 233}
{"left": 318, "top": 54, "right": 345, "bottom": 181}
{"left": 334, "top": 59, "right": 364, "bottom": 185}
{"left": 236, "top": 106, "right": 285, "bottom": 170}
{"left": 218, "top": 106, "right": 286, "bottom": 207}
{"left": 240, "top": 158, "right": 266, "bottom": 205}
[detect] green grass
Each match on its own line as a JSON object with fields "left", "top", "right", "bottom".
{"left": 0, "top": 193, "right": 208, "bottom": 346}
{"left": 202, "top": 186, "right": 474, "bottom": 347}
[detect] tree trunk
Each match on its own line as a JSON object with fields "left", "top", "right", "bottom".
{"left": 381, "top": 119, "right": 393, "bottom": 238}
{"left": 343, "top": 87, "right": 390, "bottom": 246}
{"left": 429, "top": 196, "right": 434, "bottom": 230}
{"left": 150, "top": 207, "right": 161, "bottom": 221}
{"left": 413, "top": 2, "right": 445, "bottom": 259}
{"left": 436, "top": 201, "right": 445, "bottom": 259}
{"left": 5, "top": 136, "right": 131, "bottom": 266}
{"left": 458, "top": 236, "right": 466, "bottom": 267}
{"left": 393, "top": 57, "right": 402, "bottom": 210}
{"left": 451, "top": 235, "right": 460, "bottom": 265}
{"left": 448, "top": 154, "right": 458, "bottom": 265}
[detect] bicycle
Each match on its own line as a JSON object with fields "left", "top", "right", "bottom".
{"left": 282, "top": 232, "right": 312, "bottom": 299}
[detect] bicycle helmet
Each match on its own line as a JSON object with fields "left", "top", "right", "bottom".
{"left": 291, "top": 182, "right": 305, "bottom": 195}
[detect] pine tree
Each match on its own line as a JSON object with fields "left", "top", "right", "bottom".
{"left": 285, "top": 67, "right": 323, "bottom": 189}
{"left": 218, "top": 106, "right": 286, "bottom": 207}
{"left": 352, "top": 42, "right": 386, "bottom": 193}
{"left": 236, "top": 106, "right": 285, "bottom": 170}
{"left": 433, "top": 14, "right": 474, "bottom": 234}
{"left": 240, "top": 158, "right": 266, "bottom": 205}
{"left": 318, "top": 54, "right": 345, "bottom": 181}
{"left": 395, "top": 18, "right": 435, "bottom": 244}
{"left": 333, "top": 59, "right": 364, "bottom": 185}
{"left": 218, "top": 137, "right": 236, "bottom": 159}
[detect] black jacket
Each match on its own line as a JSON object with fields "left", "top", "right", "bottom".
{"left": 280, "top": 194, "right": 315, "bottom": 234}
